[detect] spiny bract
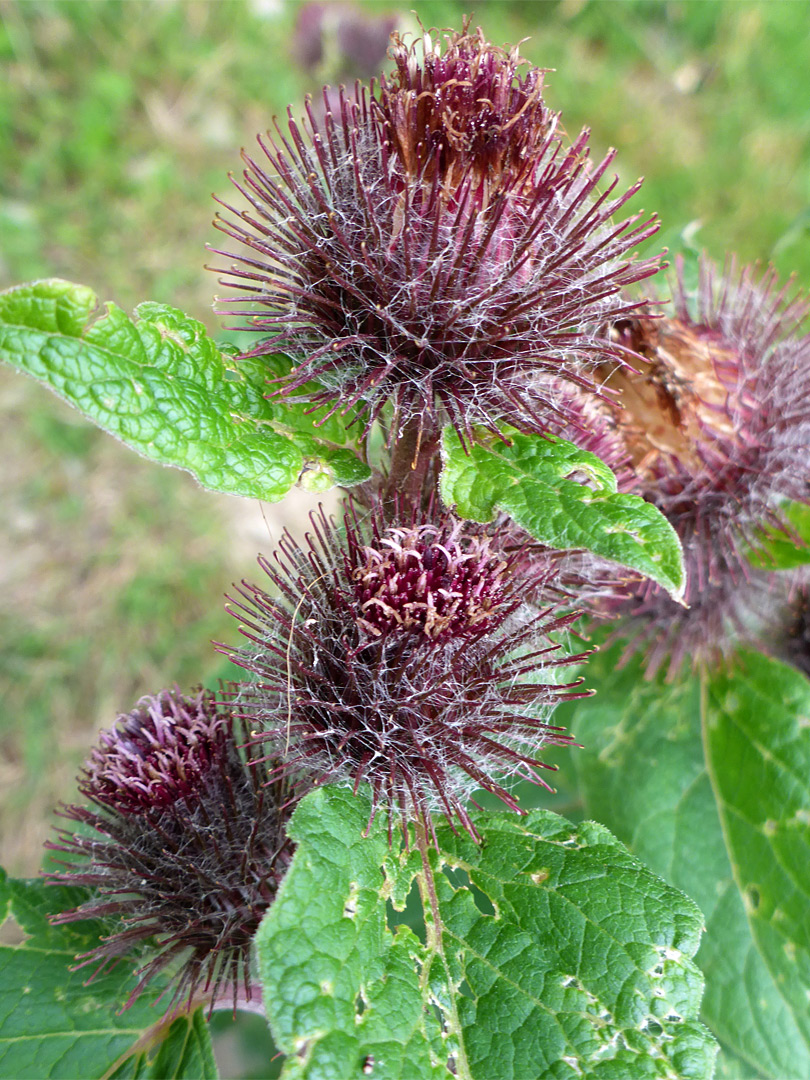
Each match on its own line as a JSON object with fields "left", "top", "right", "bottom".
{"left": 226, "top": 505, "right": 591, "bottom": 842}
{"left": 47, "top": 688, "right": 294, "bottom": 1015}
{"left": 211, "top": 23, "right": 660, "bottom": 444}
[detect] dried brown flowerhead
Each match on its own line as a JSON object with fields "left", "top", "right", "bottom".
{"left": 604, "top": 256, "right": 810, "bottom": 675}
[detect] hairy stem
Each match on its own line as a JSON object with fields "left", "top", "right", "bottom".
{"left": 384, "top": 414, "right": 440, "bottom": 510}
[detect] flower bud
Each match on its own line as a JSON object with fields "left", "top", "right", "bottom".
{"left": 48, "top": 688, "right": 294, "bottom": 1014}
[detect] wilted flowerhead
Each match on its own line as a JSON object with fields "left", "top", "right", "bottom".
{"left": 47, "top": 689, "right": 294, "bottom": 1014}
{"left": 211, "top": 23, "right": 660, "bottom": 442}
{"left": 381, "top": 24, "right": 552, "bottom": 203}
{"left": 226, "top": 506, "right": 591, "bottom": 841}
{"left": 604, "top": 256, "right": 810, "bottom": 675}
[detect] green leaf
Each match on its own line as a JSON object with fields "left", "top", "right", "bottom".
{"left": 439, "top": 427, "right": 685, "bottom": 600}
{"left": 746, "top": 501, "right": 810, "bottom": 569}
{"left": 256, "top": 786, "right": 715, "bottom": 1079}
{"left": 255, "top": 787, "right": 447, "bottom": 1080}
{"left": 559, "top": 643, "right": 810, "bottom": 1078}
{"left": 0, "top": 279, "right": 370, "bottom": 502}
{"left": 109, "top": 1012, "right": 217, "bottom": 1080}
{"left": 655, "top": 223, "right": 703, "bottom": 296}
{"left": 433, "top": 814, "right": 715, "bottom": 1080}
{"left": 0, "top": 870, "right": 217, "bottom": 1080}
{"left": 704, "top": 652, "right": 810, "bottom": 1056}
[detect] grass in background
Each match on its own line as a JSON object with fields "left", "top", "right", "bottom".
{"left": 3, "top": 0, "right": 810, "bottom": 313}
{"left": 1, "top": 1, "right": 809, "bottom": 1074}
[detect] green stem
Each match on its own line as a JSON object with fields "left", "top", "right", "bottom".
{"left": 413, "top": 816, "right": 472, "bottom": 1080}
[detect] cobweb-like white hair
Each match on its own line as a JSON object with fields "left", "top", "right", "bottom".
{"left": 225, "top": 505, "right": 592, "bottom": 842}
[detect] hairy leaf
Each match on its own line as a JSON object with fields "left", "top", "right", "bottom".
{"left": 439, "top": 427, "right": 685, "bottom": 600}
{"left": 0, "top": 279, "right": 370, "bottom": 501}
{"left": 0, "top": 871, "right": 217, "bottom": 1080}
{"left": 433, "top": 815, "right": 715, "bottom": 1079}
{"left": 560, "top": 643, "right": 810, "bottom": 1078}
{"left": 256, "top": 786, "right": 715, "bottom": 1079}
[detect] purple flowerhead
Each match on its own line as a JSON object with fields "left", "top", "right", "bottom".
{"left": 47, "top": 688, "right": 294, "bottom": 1015}
{"left": 350, "top": 517, "right": 513, "bottom": 641}
{"left": 225, "top": 505, "right": 591, "bottom": 843}
{"left": 80, "top": 689, "right": 226, "bottom": 813}
{"left": 605, "top": 256, "right": 810, "bottom": 676}
{"left": 292, "top": 3, "right": 396, "bottom": 80}
{"left": 211, "top": 23, "right": 660, "bottom": 444}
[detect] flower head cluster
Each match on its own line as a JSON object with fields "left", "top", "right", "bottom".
{"left": 80, "top": 690, "right": 225, "bottom": 812}
{"left": 211, "top": 24, "right": 660, "bottom": 442}
{"left": 351, "top": 517, "right": 512, "bottom": 640}
{"left": 227, "top": 506, "right": 591, "bottom": 841}
{"left": 604, "top": 256, "right": 810, "bottom": 675}
{"left": 48, "top": 688, "right": 294, "bottom": 1014}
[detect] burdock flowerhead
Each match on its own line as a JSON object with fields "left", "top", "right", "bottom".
{"left": 47, "top": 688, "right": 294, "bottom": 1015}
{"left": 380, "top": 23, "right": 552, "bottom": 204}
{"left": 226, "top": 505, "right": 591, "bottom": 842}
{"left": 211, "top": 23, "right": 660, "bottom": 444}
{"left": 604, "top": 255, "right": 810, "bottom": 675}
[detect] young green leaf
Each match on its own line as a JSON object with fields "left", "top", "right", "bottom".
{"left": 0, "top": 871, "right": 217, "bottom": 1080}
{"left": 0, "top": 279, "right": 370, "bottom": 502}
{"left": 439, "top": 427, "right": 685, "bottom": 600}
{"left": 655, "top": 224, "right": 703, "bottom": 296}
{"left": 558, "top": 643, "right": 810, "bottom": 1078}
{"left": 256, "top": 785, "right": 715, "bottom": 1080}
{"left": 109, "top": 1012, "right": 217, "bottom": 1080}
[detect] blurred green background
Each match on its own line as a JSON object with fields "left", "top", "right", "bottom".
{"left": 1, "top": 0, "right": 809, "bottom": 1074}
